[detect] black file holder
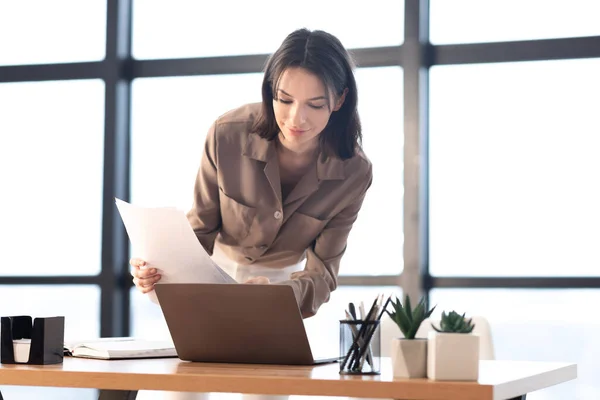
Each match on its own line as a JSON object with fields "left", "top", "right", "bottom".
{"left": 1, "top": 315, "right": 65, "bottom": 365}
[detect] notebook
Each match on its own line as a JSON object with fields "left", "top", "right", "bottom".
{"left": 64, "top": 337, "right": 177, "bottom": 360}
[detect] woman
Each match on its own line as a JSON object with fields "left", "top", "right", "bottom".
{"left": 130, "top": 28, "right": 373, "bottom": 319}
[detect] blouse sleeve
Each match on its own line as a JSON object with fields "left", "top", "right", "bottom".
{"left": 186, "top": 121, "right": 222, "bottom": 255}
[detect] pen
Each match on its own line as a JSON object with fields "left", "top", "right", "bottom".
{"left": 348, "top": 303, "right": 357, "bottom": 320}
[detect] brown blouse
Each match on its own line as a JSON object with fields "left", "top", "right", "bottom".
{"left": 186, "top": 103, "right": 373, "bottom": 318}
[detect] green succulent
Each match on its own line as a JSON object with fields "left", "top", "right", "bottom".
{"left": 432, "top": 311, "right": 475, "bottom": 333}
{"left": 385, "top": 295, "right": 436, "bottom": 339}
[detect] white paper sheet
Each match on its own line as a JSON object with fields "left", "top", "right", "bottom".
{"left": 115, "top": 198, "right": 236, "bottom": 303}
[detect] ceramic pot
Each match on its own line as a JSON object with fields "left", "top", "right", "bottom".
{"left": 427, "top": 331, "right": 479, "bottom": 381}
{"left": 390, "top": 337, "right": 427, "bottom": 378}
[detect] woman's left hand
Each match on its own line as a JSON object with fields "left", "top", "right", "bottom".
{"left": 244, "top": 276, "right": 270, "bottom": 284}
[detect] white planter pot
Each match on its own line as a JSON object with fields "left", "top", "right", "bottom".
{"left": 390, "top": 338, "right": 427, "bottom": 378}
{"left": 427, "top": 331, "right": 479, "bottom": 381}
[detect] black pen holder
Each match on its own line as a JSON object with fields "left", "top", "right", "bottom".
{"left": 1, "top": 315, "right": 65, "bottom": 365}
{"left": 339, "top": 319, "right": 381, "bottom": 375}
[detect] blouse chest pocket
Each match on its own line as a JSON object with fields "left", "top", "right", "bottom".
{"left": 219, "top": 188, "right": 256, "bottom": 241}
{"left": 281, "top": 211, "right": 330, "bottom": 251}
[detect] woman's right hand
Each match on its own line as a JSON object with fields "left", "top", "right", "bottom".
{"left": 130, "top": 258, "right": 162, "bottom": 294}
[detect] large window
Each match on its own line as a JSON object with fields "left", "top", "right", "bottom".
{"left": 343, "top": 67, "right": 404, "bottom": 276}
{"left": 429, "top": 59, "right": 600, "bottom": 277}
{"left": 2, "top": 2, "right": 599, "bottom": 399}
{"left": 132, "top": 0, "right": 405, "bottom": 60}
{"left": 0, "top": 79, "right": 105, "bottom": 276}
{"left": 430, "top": 0, "right": 600, "bottom": 44}
{"left": 130, "top": 73, "right": 263, "bottom": 210}
{"left": 0, "top": 0, "right": 106, "bottom": 66}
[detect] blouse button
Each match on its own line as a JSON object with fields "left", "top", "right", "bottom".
{"left": 273, "top": 210, "right": 283, "bottom": 220}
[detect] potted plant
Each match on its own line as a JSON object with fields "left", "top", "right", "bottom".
{"left": 427, "top": 311, "right": 479, "bottom": 381}
{"left": 385, "top": 295, "right": 436, "bottom": 378}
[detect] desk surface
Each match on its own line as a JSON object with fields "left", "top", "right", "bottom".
{"left": 0, "top": 358, "right": 576, "bottom": 400}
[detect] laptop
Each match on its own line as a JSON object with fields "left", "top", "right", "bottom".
{"left": 154, "top": 283, "right": 339, "bottom": 365}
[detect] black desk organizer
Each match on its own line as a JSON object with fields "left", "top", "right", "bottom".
{"left": 1, "top": 315, "right": 64, "bottom": 365}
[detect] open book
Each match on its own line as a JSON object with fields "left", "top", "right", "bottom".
{"left": 64, "top": 337, "right": 177, "bottom": 360}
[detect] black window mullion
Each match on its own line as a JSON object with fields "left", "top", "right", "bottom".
{"left": 402, "top": 0, "right": 431, "bottom": 302}
{"left": 432, "top": 36, "right": 600, "bottom": 65}
{"left": 100, "top": 0, "right": 133, "bottom": 338}
{"left": 428, "top": 277, "right": 600, "bottom": 289}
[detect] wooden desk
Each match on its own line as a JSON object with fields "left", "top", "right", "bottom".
{"left": 0, "top": 358, "right": 576, "bottom": 400}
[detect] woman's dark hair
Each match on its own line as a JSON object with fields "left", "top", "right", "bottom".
{"left": 252, "top": 28, "right": 362, "bottom": 160}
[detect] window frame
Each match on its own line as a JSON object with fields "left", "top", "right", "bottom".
{"left": 1, "top": 0, "right": 599, "bottom": 336}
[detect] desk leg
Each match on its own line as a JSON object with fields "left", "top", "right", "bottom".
{"left": 98, "top": 389, "right": 138, "bottom": 400}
